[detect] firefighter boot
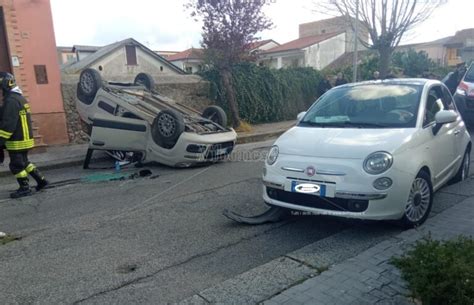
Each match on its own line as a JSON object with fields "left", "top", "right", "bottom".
{"left": 10, "top": 178, "right": 32, "bottom": 199}
{"left": 29, "top": 168, "right": 49, "bottom": 191}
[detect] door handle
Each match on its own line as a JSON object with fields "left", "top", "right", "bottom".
{"left": 454, "top": 130, "right": 461, "bottom": 135}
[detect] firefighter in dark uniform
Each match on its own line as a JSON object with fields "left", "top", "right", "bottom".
{"left": 0, "top": 72, "right": 49, "bottom": 198}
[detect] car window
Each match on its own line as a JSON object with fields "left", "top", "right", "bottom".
{"left": 464, "top": 64, "right": 474, "bottom": 83}
{"left": 299, "top": 84, "right": 422, "bottom": 128}
{"left": 423, "top": 86, "right": 444, "bottom": 126}
{"left": 441, "top": 86, "right": 455, "bottom": 111}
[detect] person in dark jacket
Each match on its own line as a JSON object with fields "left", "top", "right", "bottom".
{"left": 445, "top": 63, "right": 467, "bottom": 95}
{"left": 318, "top": 75, "right": 332, "bottom": 96}
{"left": 0, "top": 72, "right": 49, "bottom": 198}
{"left": 335, "top": 72, "right": 348, "bottom": 86}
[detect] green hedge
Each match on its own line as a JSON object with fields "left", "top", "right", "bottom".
{"left": 200, "top": 63, "right": 322, "bottom": 124}
{"left": 391, "top": 235, "right": 474, "bottom": 305}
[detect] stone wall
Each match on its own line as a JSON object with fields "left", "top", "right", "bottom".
{"left": 61, "top": 74, "right": 214, "bottom": 144}
{"left": 61, "top": 77, "right": 88, "bottom": 144}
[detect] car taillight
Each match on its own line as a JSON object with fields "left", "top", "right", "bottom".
{"left": 456, "top": 81, "right": 469, "bottom": 96}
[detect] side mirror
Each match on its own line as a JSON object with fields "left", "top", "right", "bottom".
{"left": 297, "top": 111, "right": 307, "bottom": 122}
{"left": 433, "top": 110, "right": 458, "bottom": 135}
{"left": 435, "top": 110, "right": 457, "bottom": 125}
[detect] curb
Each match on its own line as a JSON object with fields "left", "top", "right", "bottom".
{"left": 236, "top": 129, "right": 287, "bottom": 144}
{"left": 0, "top": 156, "right": 109, "bottom": 178}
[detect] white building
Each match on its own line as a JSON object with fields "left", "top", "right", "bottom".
{"left": 258, "top": 32, "right": 347, "bottom": 69}
{"left": 168, "top": 48, "right": 205, "bottom": 74}
{"left": 259, "top": 16, "right": 368, "bottom": 70}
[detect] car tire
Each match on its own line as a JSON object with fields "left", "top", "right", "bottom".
{"left": 151, "top": 109, "right": 185, "bottom": 148}
{"left": 451, "top": 148, "right": 470, "bottom": 183}
{"left": 77, "top": 68, "right": 102, "bottom": 104}
{"left": 134, "top": 73, "right": 155, "bottom": 91}
{"left": 202, "top": 105, "right": 227, "bottom": 127}
{"left": 399, "top": 171, "right": 433, "bottom": 229}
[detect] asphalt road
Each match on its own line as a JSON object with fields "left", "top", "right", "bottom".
{"left": 0, "top": 140, "right": 469, "bottom": 305}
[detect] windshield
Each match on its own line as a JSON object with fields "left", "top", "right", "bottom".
{"left": 299, "top": 84, "right": 423, "bottom": 128}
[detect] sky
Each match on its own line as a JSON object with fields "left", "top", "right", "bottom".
{"left": 50, "top": 0, "right": 474, "bottom": 51}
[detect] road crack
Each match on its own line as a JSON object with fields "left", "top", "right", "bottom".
{"left": 73, "top": 219, "right": 296, "bottom": 304}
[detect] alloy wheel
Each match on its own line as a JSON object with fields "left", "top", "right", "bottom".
{"left": 405, "top": 177, "right": 431, "bottom": 223}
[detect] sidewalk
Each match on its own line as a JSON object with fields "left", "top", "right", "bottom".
{"left": 0, "top": 144, "right": 102, "bottom": 177}
{"left": 265, "top": 198, "right": 474, "bottom": 305}
{"left": 236, "top": 121, "right": 295, "bottom": 144}
{"left": 0, "top": 120, "right": 294, "bottom": 177}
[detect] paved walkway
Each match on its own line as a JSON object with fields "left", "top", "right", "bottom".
{"left": 265, "top": 197, "right": 474, "bottom": 305}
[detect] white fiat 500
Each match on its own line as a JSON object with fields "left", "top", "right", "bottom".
{"left": 263, "top": 79, "right": 471, "bottom": 227}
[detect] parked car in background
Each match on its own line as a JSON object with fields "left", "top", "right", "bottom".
{"left": 453, "top": 62, "right": 474, "bottom": 126}
{"left": 263, "top": 79, "right": 471, "bottom": 228}
{"left": 75, "top": 68, "right": 237, "bottom": 168}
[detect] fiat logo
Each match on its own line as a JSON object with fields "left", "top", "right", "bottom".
{"left": 306, "top": 166, "right": 316, "bottom": 177}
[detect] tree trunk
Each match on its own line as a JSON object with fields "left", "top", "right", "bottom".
{"left": 221, "top": 69, "right": 241, "bottom": 128}
{"left": 378, "top": 48, "right": 393, "bottom": 78}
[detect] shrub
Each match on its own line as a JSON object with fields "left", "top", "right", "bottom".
{"left": 200, "top": 63, "right": 322, "bottom": 124}
{"left": 390, "top": 235, "right": 474, "bottom": 305}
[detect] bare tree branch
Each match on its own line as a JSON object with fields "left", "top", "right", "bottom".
{"left": 314, "top": 0, "right": 446, "bottom": 77}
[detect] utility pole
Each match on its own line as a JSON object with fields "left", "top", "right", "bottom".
{"left": 352, "top": 0, "right": 360, "bottom": 82}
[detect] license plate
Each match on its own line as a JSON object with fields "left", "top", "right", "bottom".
{"left": 286, "top": 180, "right": 335, "bottom": 198}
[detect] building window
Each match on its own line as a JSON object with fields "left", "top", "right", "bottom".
{"left": 126, "top": 45, "right": 137, "bottom": 65}
{"left": 34, "top": 65, "right": 48, "bottom": 84}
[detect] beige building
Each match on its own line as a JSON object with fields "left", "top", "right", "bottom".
{"left": 62, "top": 38, "right": 184, "bottom": 81}
{"left": 397, "top": 28, "right": 474, "bottom": 67}
{"left": 259, "top": 16, "right": 368, "bottom": 70}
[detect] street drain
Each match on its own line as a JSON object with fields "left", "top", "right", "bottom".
{"left": 117, "top": 263, "right": 139, "bottom": 274}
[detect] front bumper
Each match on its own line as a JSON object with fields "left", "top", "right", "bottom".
{"left": 262, "top": 154, "right": 414, "bottom": 221}
{"left": 145, "top": 130, "right": 238, "bottom": 167}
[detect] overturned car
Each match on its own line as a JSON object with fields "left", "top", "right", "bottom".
{"left": 75, "top": 68, "right": 237, "bottom": 167}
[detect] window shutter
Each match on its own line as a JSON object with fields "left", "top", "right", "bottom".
{"left": 126, "top": 45, "right": 137, "bottom": 65}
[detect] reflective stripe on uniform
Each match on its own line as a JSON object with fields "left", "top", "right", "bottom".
{"left": 5, "top": 139, "right": 35, "bottom": 150}
{"left": 15, "top": 170, "right": 28, "bottom": 178}
{"left": 20, "top": 113, "right": 29, "bottom": 140}
{"left": 26, "top": 163, "right": 36, "bottom": 173}
{"left": 0, "top": 130, "right": 13, "bottom": 139}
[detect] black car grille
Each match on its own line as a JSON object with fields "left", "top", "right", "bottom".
{"left": 205, "top": 141, "right": 235, "bottom": 160}
{"left": 266, "top": 187, "right": 369, "bottom": 212}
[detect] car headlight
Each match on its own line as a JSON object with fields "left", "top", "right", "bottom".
{"left": 363, "top": 152, "right": 393, "bottom": 175}
{"left": 267, "top": 146, "right": 279, "bottom": 165}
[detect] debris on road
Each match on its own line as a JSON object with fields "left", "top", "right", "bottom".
{"left": 223, "top": 206, "right": 289, "bottom": 225}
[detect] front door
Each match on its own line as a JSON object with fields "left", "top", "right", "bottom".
{"left": 89, "top": 113, "right": 148, "bottom": 152}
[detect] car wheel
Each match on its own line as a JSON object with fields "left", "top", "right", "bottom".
{"left": 151, "top": 109, "right": 185, "bottom": 148}
{"left": 399, "top": 171, "right": 433, "bottom": 228}
{"left": 202, "top": 105, "right": 227, "bottom": 127}
{"left": 134, "top": 73, "right": 155, "bottom": 91}
{"left": 77, "top": 68, "right": 102, "bottom": 104}
{"left": 451, "top": 148, "right": 470, "bottom": 183}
